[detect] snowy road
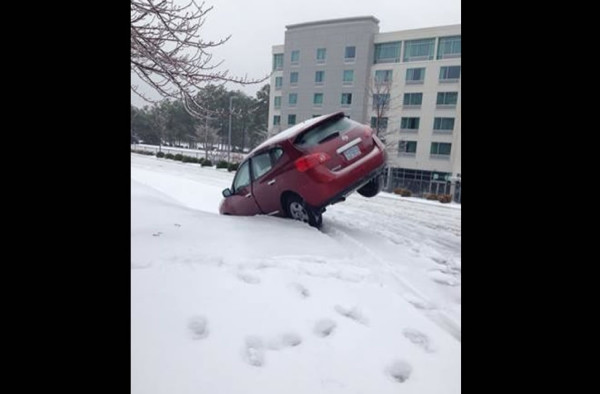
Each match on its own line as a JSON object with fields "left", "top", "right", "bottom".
{"left": 131, "top": 153, "right": 461, "bottom": 394}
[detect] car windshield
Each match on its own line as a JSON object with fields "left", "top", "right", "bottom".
{"left": 295, "top": 116, "right": 357, "bottom": 148}
{"left": 232, "top": 161, "right": 251, "bottom": 192}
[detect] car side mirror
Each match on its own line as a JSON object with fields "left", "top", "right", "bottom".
{"left": 222, "top": 188, "right": 233, "bottom": 197}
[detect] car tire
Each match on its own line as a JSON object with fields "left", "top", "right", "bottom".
{"left": 357, "top": 174, "right": 384, "bottom": 198}
{"left": 285, "top": 194, "right": 322, "bottom": 228}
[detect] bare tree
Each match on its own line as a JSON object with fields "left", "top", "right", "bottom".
{"left": 367, "top": 73, "right": 403, "bottom": 192}
{"left": 369, "top": 77, "right": 392, "bottom": 138}
{"left": 150, "top": 102, "right": 168, "bottom": 152}
{"left": 131, "top": 0, "right": 267, "bottom": 108}
{"left": 194, "top": 118, "right": 219, "bottom": 160}
{"left": 253, "top": 127, "right": 270, "bottom": 146}
{"left": 367, "top": 74, "right": 401, "bottom": 146}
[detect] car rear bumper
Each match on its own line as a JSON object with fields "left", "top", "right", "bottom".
{"left": 299, "top": 143, "right": 387, "bottom": 208}
{"left": 315, "top": 162, "right": 386, "bottom": 211}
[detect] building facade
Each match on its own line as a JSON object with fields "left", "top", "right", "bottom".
{"left": 268, "top": 17, "right": 461, "bottom": 201}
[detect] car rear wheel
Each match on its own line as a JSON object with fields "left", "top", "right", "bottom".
{"left": 285, "top": 194, "right": 322, "bottom": 228}
{"left": 357, "top": 174, "right": 384, "bottom": 198}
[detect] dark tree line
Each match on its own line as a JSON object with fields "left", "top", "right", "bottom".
{"left": 131, "top": 84, "right": 269, "bottom": 152}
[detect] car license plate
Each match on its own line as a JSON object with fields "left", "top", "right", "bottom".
{"left": 343, "top": 145, "right": 361, "bottom": 160}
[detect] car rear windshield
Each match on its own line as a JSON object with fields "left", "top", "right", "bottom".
{"left": 294, "top": 116, "right": 358, "bottom": 148}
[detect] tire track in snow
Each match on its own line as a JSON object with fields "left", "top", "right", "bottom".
{"left": 321, "top": 221, "right": 461, "bottom": 342}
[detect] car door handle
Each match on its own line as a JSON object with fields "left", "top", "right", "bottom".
{"left": 245, "top": 193, "right": 252, "bottom": 198}
{"left": 267, "top": 179, "right": 276, "bottom": 185}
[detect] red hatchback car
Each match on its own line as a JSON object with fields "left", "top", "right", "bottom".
{"left": 219, "top": 112, "right": 387, "bottom": 227}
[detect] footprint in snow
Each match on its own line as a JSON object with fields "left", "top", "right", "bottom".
{"left": 386, "top": 360, "right": 412, "bottom": 383}
{"left": 429, "top": 271, "right": 460, "bottom": 287}
{"left": 402, "top": 328, "right": 433, "bottom": 353}
{"left": 334, "top": 305, "right": 368, "bottom": 325}
{"left": 289, "top": 282, "right": 310, "bottom": 298}
{"left": 152, "top": 232, "right": 163, "bottom": 237}
{"left": 187, "top": 315, "right": 209, "bottom": 340}
{"left": 237, "top": 273, "right": 261, "bottom": 284}
{"left": 404, "top": 295, "right": 436, "bottom": 310}
{"left": 243, "top": 336, "right": 265, "bottom": 367}
{"left": 267, "top": 332, "right": 303, "bottom": 350}
{"left": 314, "top": 319, "right": 337, "bottom": 337}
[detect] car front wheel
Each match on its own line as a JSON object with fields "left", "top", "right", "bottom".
{"left": 285, "top": 194, "right": 322, "bottom": 228}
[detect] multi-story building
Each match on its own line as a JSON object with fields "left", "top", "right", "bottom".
{"left": 268, "top": 17, "right": 461, "bottom": 201}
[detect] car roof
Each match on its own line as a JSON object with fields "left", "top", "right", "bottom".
{"left": 248, "top": 111, "right": 345, "bottom": 156}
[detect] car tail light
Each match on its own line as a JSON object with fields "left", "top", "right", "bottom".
{"left": 294, "top": 152, "right": 330, "bottom": 172}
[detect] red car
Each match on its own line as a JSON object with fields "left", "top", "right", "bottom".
{"left": 219, "top": 111, "right": 387, "bottom": 227}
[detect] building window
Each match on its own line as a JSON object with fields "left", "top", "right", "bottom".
{"left": 288, "top": 114, "right": 296, "bottom": 125}
{"left": 372, "top": 94, "right": 390, "bottom": 110}
{"left": 316, "top": 48, "right": 326, "bottom": 63}
{"left": 406, "top": 68, "right": 425, "bottom": 84}
{"left": 437, "top": 36, "right": 461, "bottom": 59}
{"left": 439, "top": 66, "right": 461, "bottom": 82}
{"left": 313, "top": 93, "right": 323, "bottom": 106}
{"left": 433, "top": 117, "right": 455, "bottom": 132}
{"left": 275, "top": 76, "right": 282, "bottom": 90}
{"left": 345, "top": 46, "right": 356, "bottom": 61}
{"left": 403, "top": 93, "right": 423, "bottom": 107}
{"left": 436, "top": 92, "right": 458, "bottom": 107}
{"left": 403, "top": 38, "right": 435, "bottom": 62}
{"left": 375, "top": 69, "right": 393, "bottom": 83}
{"left": 370, "top": 116, "right": 388, "bottom": 131}
{"left": 401, "top": 117, "right": 420, "bottom": 131}
{"left": 288, "top": 93, "right": 297, "bottom": 106}
{"left": 290, "top": 71, "right": 299, "bottom": 86}
{"left": 274, "top": 96, "right": 281, "bottom": 109}
{"left": 315, "top": 70, "right": 325, "bottom": 85}
{"left": 374, "top": 42, "right": 401, "bottom": 63}
{"left": 272, "top": 54, "right": 283, "bottom": 71}
{"left": 273, "top": 115, "right": 281, "bottom": 126}
{"left": 290, "top": 50, "right": 300, "bottom": 65}
{"left": 341, "top": 93, "right": 352, "bottom": 106}
{"left": 343, "top": 70, "right": 354, "bottom": 85}
{"left": 399, "top": 140, "right": 417, "bottom": 155}
{"left": 430, "top": 142, "right": 452, "bottom": 158}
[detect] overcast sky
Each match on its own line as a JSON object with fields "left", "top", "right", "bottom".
{"left": 131, "top": 0, "right": 461, "bottom": 108}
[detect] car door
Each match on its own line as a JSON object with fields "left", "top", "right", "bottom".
{"left": 227, "top": 160, "right": 261, "bottom": 215}
{"left": 250, "top": 148, "right": 284, "bottom": 215}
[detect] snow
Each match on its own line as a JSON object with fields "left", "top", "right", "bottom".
{"left": 131, "top": 153, "right": 461, "bottom": 394}
{"left": 250, "top": 113, "right": 332, "bottom": 153}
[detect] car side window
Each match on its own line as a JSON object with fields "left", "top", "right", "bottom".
{"left": 271, "top": 147, "right": 284, "bottom": 164}
{"left": 232, "top": 161, "right": 251, "bottom": 192}
{"left": 251, "top": 152, "right": 273, "bottom": 180}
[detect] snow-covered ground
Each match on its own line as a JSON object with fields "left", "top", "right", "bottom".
{"left": 131, "top": 153, "right": 461, "bottom": 394}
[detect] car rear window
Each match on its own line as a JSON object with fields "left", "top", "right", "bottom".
{"left": 294, "top": 116, "right": 358, "bottom": 148}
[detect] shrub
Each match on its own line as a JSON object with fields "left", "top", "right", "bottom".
{"left": 393, "top": 188, "right": 411, "bottom": 197}
{"left": 197, "top": 157, "right": 205, "bottom": 165}
{"left": 174, "top": 153, "right": 184, "bottom": 161}
{"left": 201, "top": 159, "right": 213, "bottom": 167}
{"left": 165, "top": 153, "right": 174, "bottom": 159}
{"left": 156, "top": 151, "right": 165, "bottom": 158}
{"left": 182, "top": 155, "right": 198, "bottom": 163}
{"left": 216, "top": 160, "right": 229, "bottom": 169}
{"left": 438, "top": 194, "right": 452, "bottom": 204}
{"left": 425, "top": 193, "right": 439, "bottom": 201}
{"left": 228, "top": 162, "right": 239, "bottom": 172}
